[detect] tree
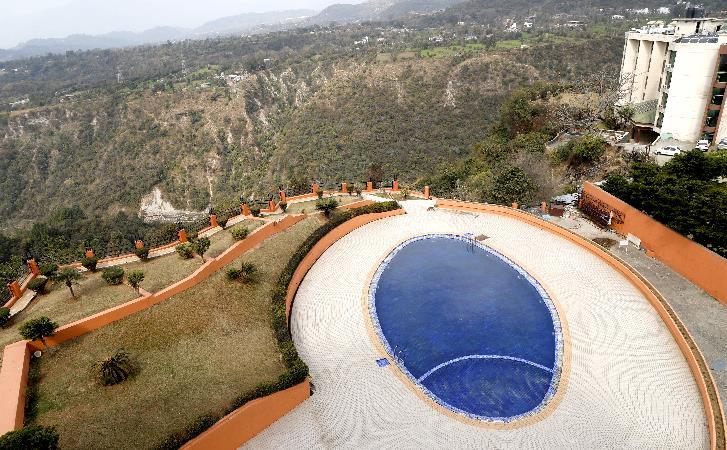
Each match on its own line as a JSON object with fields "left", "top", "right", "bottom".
{"left": 94, "top": 350, "right": 134, "bottom": 386}
{"left": 19, "top": 317, "right": 58, "bottom": 349}
{"left": 491, "top": 167, "right": 536, "bottom": 205}
{"left": 126, "top": 270, "right": 145, "bottom": 294}
{"left": 239, "top": 262, "right": 258, "bottom": 283}
{"left": 191, "top": 237, "right": 211, "bottom": 262}
{"left": 55, "top": 268, "right": 82, "bottom": 298}
{"left": 0, "top": 425, "right": 59, "bottom": 450}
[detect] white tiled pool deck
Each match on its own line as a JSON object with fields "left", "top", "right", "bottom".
{"left": 244, "top": 202, "right": 708, "bottom": 449}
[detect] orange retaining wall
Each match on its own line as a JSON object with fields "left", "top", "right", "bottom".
{"left": 26, "top": 214, "right": 305, "bottom": 351}
{"left": 3, "top": 273, "right": 37, "bottom": 309}
{"left": 582, "top": 182, "right": 727, "bottom": 304}
{"left": 436, "top": 198, "right": 726, "bottom": 450}
{"left": 285, "top": 208, "right": 406, "bottom": 321}
{"left": 0, "top": 341, "right": 30, "bottom": 434}
{"left": 181, "top": 380, "right": 310, "bottom": 450}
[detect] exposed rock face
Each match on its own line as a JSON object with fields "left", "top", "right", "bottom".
{"left": 139, "top": 187, "right": 208, "bottom": 223}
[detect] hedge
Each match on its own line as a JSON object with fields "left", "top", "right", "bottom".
{"left": 155, "top": 201, "right": 401, "bottom": 449}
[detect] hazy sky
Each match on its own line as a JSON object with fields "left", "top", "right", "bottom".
{"left": 0, "top": 0, "right": 364, "bottom": 48}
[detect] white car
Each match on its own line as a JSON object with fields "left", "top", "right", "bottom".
{"left": 695, "top": 140, "right": 709, "bottom": 152}
{"left": 718, "top": 138, "right": 727, "bottom": 151}
{"left": 655, "top": 146, "right": 682, "bottom": 156}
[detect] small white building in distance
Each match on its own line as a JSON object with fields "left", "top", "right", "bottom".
{"left": 620, "top": 18, "right": 727, "bottom": 145}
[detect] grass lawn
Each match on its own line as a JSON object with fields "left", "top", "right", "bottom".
{"left": 28, "top": 216, "right": 322, "bottom": 449}
{"left": 284, "top": 195, "right": 362, "bottom": 214}
{"left": 123, "top": 220, "right": 265, "bottom": 292}
{"left": 372, "top": 192, "right": 425, "bottom": 201}
{"left": 0, "top": 274, "right": 137, "bottom": 364}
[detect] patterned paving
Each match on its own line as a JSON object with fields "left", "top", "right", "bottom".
{"left": 244, "top": 203, "right": 708, "bottom": 449}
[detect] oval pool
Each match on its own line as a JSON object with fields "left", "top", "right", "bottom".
{"left": 368, "top": 234, "right": 564, "bottom": 423}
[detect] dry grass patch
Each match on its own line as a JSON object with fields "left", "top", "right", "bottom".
{"left": 122, "top": 220, "right": 263, "bottom": 292}
{"left": 0, "top": 273, "right": 137, "bottom": 363}
{"left": 28, "top": 217, "right": 320, "bottom": 450}
{"left": 285, "top": 195, "right": 362, "bottom": 214}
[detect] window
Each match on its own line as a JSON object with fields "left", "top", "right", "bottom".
{"left": 712, "top": 88, "right": 725, "bottom": 106}
{"left": 705, "top": 110, "right": 720, "bottom": 128}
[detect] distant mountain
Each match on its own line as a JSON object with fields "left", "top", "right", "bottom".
{"left": 193, "top": 9, "right": 315, "bottom": 35}
{"left": 0, "top": 9, "right": 315, "bottom": 62}
{"left": 311, "top": 0, "right": 465, "bottom": 24}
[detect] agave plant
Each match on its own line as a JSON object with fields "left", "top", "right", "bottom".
{"left": 94, "top": 350, "right": 134, "bottom": 386}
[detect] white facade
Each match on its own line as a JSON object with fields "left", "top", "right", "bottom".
{"left": 619, "top": 18, "right": 727, "bottom": 144}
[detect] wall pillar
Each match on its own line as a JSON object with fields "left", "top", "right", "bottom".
{"left": 242, "top": 204, "right": 250, "bottom": 216}
{"left": 135, "top": 240, "right": 144, "bottom": 250}
{"left": 210, "top": 214, "right": 218, "bottom": 228}
{"left": 393, "top": 180, "right": 400, "bottom": 191}
{"left": 7, "top": 281, "right": 21, "bottom": 299}
{"left": 541, "top": 202, "right": 548, "bottom": 213}
{"left": 312, "top": 183, "right": 320, "bottom": 195}
{"left": 512, "top": 202, "right": 519, "bottom": 209}
{"left": 178, "top": 229, "right": 188, "bottom": 243}
{"left": 27, "top": 259, "right": 40, "bottom": 276}
{"left": 341, "top": 182, "right": 347, "bottom": 194}
{"left": 366, "top": 181, "right": 373, "bottom": 192}
{"left": 268, "top": 200, "right": 276, "bottom": 212}
{"left": 85, "top": 249, "right": 95, "bottom": 258}
{"left": 279, "top": 191, "right": 287, "bottom": 203}
{"left": 423, "top": 185, "right": 430, "bottom": 199}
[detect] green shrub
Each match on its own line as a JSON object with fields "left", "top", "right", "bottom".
{"left": 39, "top": 263, "right": 58, "bottom": 278}
{"left": 81, "top": 256, "right": 99, "bottom": 272}
{"left": 126, "top": 270, "right": 145, "bottom": 294}
{"left": 176, "top": 243, "right": 194, "bottom": 259}
{"left": 315, "top": 198, "right": 339, "bottom": 217}
{"left": 226, "top": 267, "right": 241, "bottom": 280}
{"left": 250, "top": 206, "right": 261, "bottom": 217}
{"left": 0, "top": 425, "right": 59, "bottom": 450}
{"left": 0, "top": 307, "right": 9, "bottom": 328}
{"left": 554, "top": 134, "right": 607, "bottom": 165}
{"left": 316, "top": 190, "right": 324, "bottom": 199}
{"left": 94, "top": 350, "right": 134, "bottom": 386}
{"left": 135, "top": 246, "right": 150, "bottom": 261}
{"left": 279, "top": 201, "right": 288, "bottom": 212}
{"left": 28, "top": 277, "right": 48, "bottom": 295}
{"left": 101, "top": 267, "right": 125, "bottom": 285}
{"left": 19, "top": 317, "right": 58, "bottom": 349}
{"left": 239, "top": 262, "right": 257, "bottom": 283}
{"left": 230, "top": 226, "right": 249, "bottom": 241}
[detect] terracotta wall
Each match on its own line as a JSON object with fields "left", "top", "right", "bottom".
{"left": 2, "top": 273, "right": 37, "bottom": 309}
{"left": 26, "top": 215, "right": 305, "bottom": 351}
{"left": 436, "top": 198, "right": 725, "bottom": 449}
{"left": 285, "top": 208, "right": 406, "bottom": 320}
{"left": 0, "top": 341, "right": 30, "bottom": 435}
{"left": 582, "top": 182, "right": 727, "bottom": 304}
{"left": 181, "top": 380, "right": 310, "bottom": 450}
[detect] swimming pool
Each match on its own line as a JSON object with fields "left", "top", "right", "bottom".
{"left": 368, "top": 234, "right": 564, "bottom": 423}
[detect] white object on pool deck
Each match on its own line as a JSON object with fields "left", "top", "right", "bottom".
{"left": 243, "top": 208, "right": 708, "bottom": 449}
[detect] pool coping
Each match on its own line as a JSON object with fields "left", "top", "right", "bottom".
{"left": 361, "top": 234, "right": 572, "bottom": 430}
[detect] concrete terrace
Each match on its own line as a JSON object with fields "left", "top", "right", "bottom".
{"left": 244, "top": 202, "right": 708, "bottom": 449}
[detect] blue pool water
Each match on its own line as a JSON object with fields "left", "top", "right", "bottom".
{"left": 369, "top": 234, "right": 563, "bottom": 422}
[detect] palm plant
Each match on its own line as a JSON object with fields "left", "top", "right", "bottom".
{"left": 94, "top": 350, "right": 134, "bottom": 386}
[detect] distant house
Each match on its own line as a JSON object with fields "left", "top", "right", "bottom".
{"left": 429, "top": 35, "right": 444, "bottom": 43}
{"left": 658, "top": 7, "right": 671, "bottom": 14}
{"left": 505, "top": 22, "right": 519, "bottom": 33}
{"left": 565, "top": 20, "right": 585, "bottom": 27}
{"left": 524, "top": 21, "right": 533, "bottom": 29}
{"left": 612, "top": 15, "right": 625, "bottom": 20}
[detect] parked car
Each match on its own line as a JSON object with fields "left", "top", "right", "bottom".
{"left": 654, "top": 145, "right": 682, "bottom": 156}
{"left": 695, "top": 140, "right": 709, "bottom": 152}
{"left": 718, "top": 138, "right": 727, "bottom": 151}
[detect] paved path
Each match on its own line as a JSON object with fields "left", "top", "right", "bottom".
{"left": 8, "top": 290, "right": 36, "bottom": 316}
{"left": 245, "top": 206, "right": 708, "bottom": 449}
